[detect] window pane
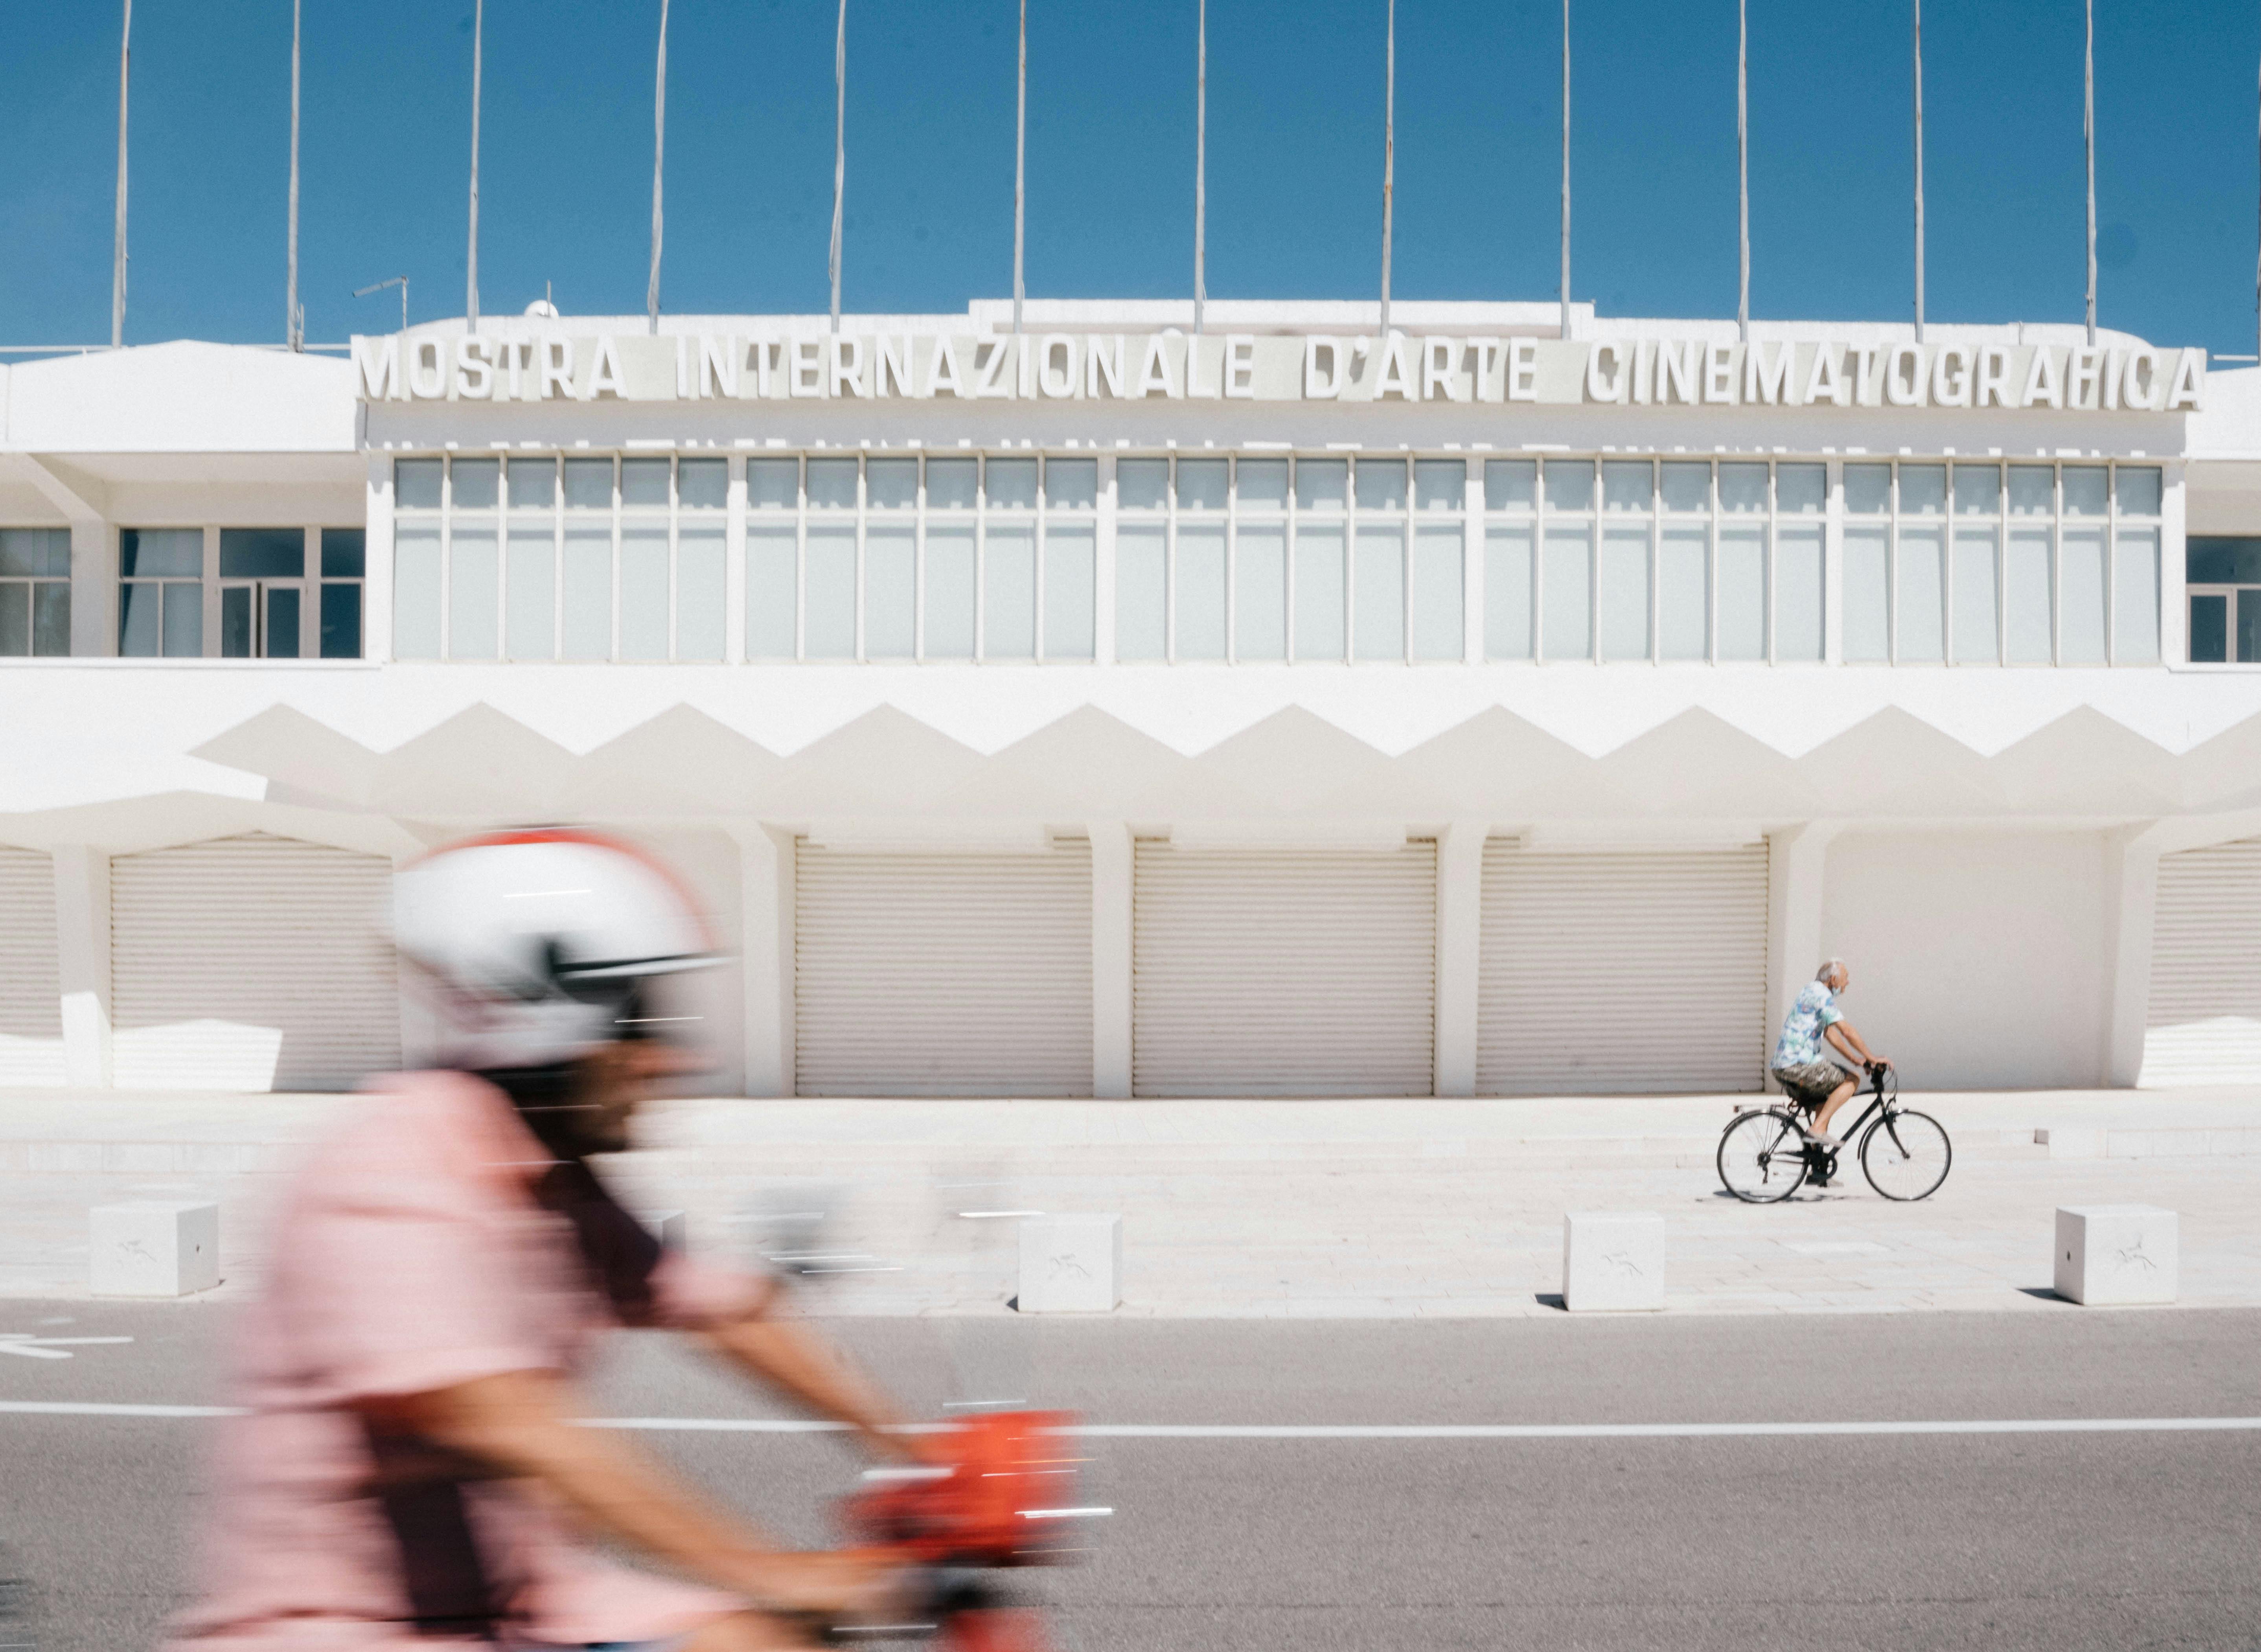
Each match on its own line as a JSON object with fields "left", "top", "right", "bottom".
{"left": 1414, "top": 460, "right": 1466, "bottom": 512}
{"left": 1542, "top": 460, "right": 1593, "bottom": 513}
{"left": 2060, "top": 525, "right": 2108, "bottom": 663}
{"left": 0, "top": 582, "right": 27, "bottom": 655}
{"left": 220, "top": 528, "right": 305, "bottom": 579}
{"left": 867, "top": 457, "right": 918, "bottom": 511}
{"left": 1718, "top": 463, "right": 1768, "bottom": 514}
{"left": 1950, "top": 527, "right": 1999, "bottom": 664}
{"left": 1843, "top": 464, "right": 1891, "bottom": 517}
{"left": 1353, "top": 524, "right": 1406, "bottom": 660}
{"left": 0, "top": 528, "right": 69, "bottom": 577}
{"left": 1483, "top": 459, "right": 1536, "bottom": 512}
{"left": 804, "top": 524, "right": 857, "bottom": 659}
{"left": 1717, "top": 525, "right": 1767, "bottom": 660}
{"left": 562, "top": 528, "right": 612, "bottom": 659}
{"left": 1236, "top": 458, "right": 1289, "bottom": 511}
{"left": 452, "top": 458, "right": 500, "bottom": 510}
{"left": 31, "top": 581, "right": 70, "bottom": 657}
{"left": 1295, "top": 458, "right": 1348, "bottom": 511}
{"left": 395, "top": 458, "right": 443, "bottom": 510}
{"left": 677, "top": 528, "right": 725, "bottom": 660}
{"left": 2006, "top": 528, "right": 2053, "bottom": 663}
{"left": 1952, "top": 465, "right": 2000, "bottom": 517}
{"left": 1485, "top": 524, "right": 1534, "bottom": 660}
{"left": 1176, "top": 458, "right": 1228, "bottom": 512}
{"left": 265, "top": 586, "right": 302, "bottom": 659}
{"left": 1411, "top": 525, "right": 1463, "bottom": 661}
{"left": 1541, "top": 524, "right": 1591, "bottom": 660}
{"left": 224, "top": 586, "right": 256, "bottom": 659}
{"left": 1659, "top": 524, "right": 1709, "bottom": 660}
{"left": 2062, "top": 465, "right": 2108, "bottom": 517}
{"left": 449, "top": 525, "right": 499, "bottom": 659}
{"left": 1042, "top": 521, "right": 1095, "bottom": 660}
{"left": 987, "top": 458, "right": 1039, "bottom": 511}
{"left": 983, "top": 522, "right": 1037, "bottom": 659}
{"left": 1659, "top": 462, "right": 1711, "bottom": 515}
{"left": 121, "top": 528, "right": 201, "bottom": 578}
{"left": 1777, "top": 464, "right": 1826, "bottom": 515}
{"left": 1293, "top": 522, "right": 1347, "bottom": 660}
{"left": 2114, "top": 527, "right": 2160, "bottom": 664}
{"left": 618, "top": 524, "right": 669, "bottom": 660}
{"left": 745, "top": 525, "right": 797, "bottom": 657}
{"left": 392, "top": 526, "right": 441, "bottom": 659}
{"left": 563, "top": 457, "right": 614, "bottom": 510}
{"left": 1174, "top": 521, "right": 1227, "bottom": 660}
{"left": 1895, "top": 525, "right": 1945, "bottom": 662}
{"left": 1899, "top": 465, "right": 1946, "bottom": 517}
{"left": 1045, "top": 458, "right": 1097, "bottom": 511}
{"left": 1117, "top": 458, "right": 1169, "bottom": 511}
{"left": 806, "top": 458, "right": 858, "bottom": 510}
{"left": 746, "top": 458, "right": 798, "bottom": 510}
{"left": 2007, "top": 466, "right": 2053, "bottom": 517}
{"left": 2189, "top": 539, "right": 2261, "bottom": 582}
{"left": 1843, "top": 526, "right": 1890, "bottom": 662}
{"left": 321, "top": 528, "right": 366, "bottom": 579}
{"left": 620, "top": 458, "right": 671, "bottom": 509}
{"left": 506, "top": 526, "right": 555, "bottom": 659}
{"left": 1776, "top": 524, "right": 1823, "bottom": 661}
{"left": 1599, "top": 526, "right": 1650, "bottom": 661}
{"left": 679, "top": 458, "right": 727, "bottom": 511}
{"left": 927, "top": 458, "right": 978, "bottom": 511}
{"left": 864, "top": 524, "right": 916, "bottom": 658}
{"left": 319, "top": 582, "right": 362, "bottom": 659}
{"left": 163, "top": 581, "right": 203, "bottom": 657}
{"left": 924, "top": 524, "right": 977, "bottom": 658}
{"left": 2116, "top": 466, "right": 2163, "bottom": 517}
{"left": 1234, "top": 521, "right": 1287, "bottom": 660}
{"left": 1354, "top": 458, "right": 1406, "bottom": 512}
{"left": 2240, "top": 589, "right": 2261, "bottom": 664}
{"left": 1115, "top": 523, "right": 1167, "bottom": 660}
{"left": 118, "top": 582, "right": 160, "bottom": 656}
{"left": 1601, "top": 461, "right": 1652, "bottom": 514}
{"left": 507, "top": 457, "right": 556, "bottom": 510}
{"left": 2191, "top": 594, "right": 2230, "bottom": 662}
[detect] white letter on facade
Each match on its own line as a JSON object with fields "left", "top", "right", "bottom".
{"left": 1039, "top": 334, "right": 1078, "bottom": 397}
{"left": 408, "top": 338, "right": 447, "bottom": 399}
{"left": 1930, "top": 343, "right": 1972, "bottom": 407}
{"left": 539, "top": 337, "right": 575, "bottom": 400}
{"left": 2068, "top": 345, "right": 2104, "bottom": 410}
{"left": 1974, "top": 344, "right": 2012, "bottom": 407}
{"left": 1583, "top": 342, "right": 1626, "bottom": 403}
{"left": 828, "top": 335, "right": 868, "bottom": 397}
{"left": 587, "top": 336, "right": 629, "bottom": 400}
{"left": 2119, "top": 347, "right": 2160, "bottom": 411}
{"left": 1508, "top": 338, "right": 1541, "bottom": 402}
{"left": 353, "top": 335, "right": 402, "bottom": 400}
{"left": 1304, "top": 336, "right": 1344, "bottom": 398}
{"left": 1885, "top": 343, "right": 1927, "bottom": 406}
{"left": 874, "top": 335, "right": 912, "bottom": 396}
{"left": 926, "top": 337, "right": 964, "bottom": 398}
{"left": 1374, "top": 332, "right": 1417, "bottom": 400}
{"left": 2019, "top": 345, "right": 2063, "bottom": 408}
{"left": 1138, "top": 333, "right": 1181, "bottom": 398}
{"left": 1802, "top": 342, "right": 1846, "bottom": 407}
{"left": 1087, "top": 335, "right": 1127, "bottom": 397}
{"left": 455, "top": 337, "right": 494, "bottom": 399}
{"left": 1704, "top": 342, "right": 1738, "bottom": 403}
{"left": 2165, "top": 348, "right": 2206, "bottom": 410}
{"left": 1423, "top": 336, "right": 1464, "bottom": 401}
{"left": 788, "top": 338, "right": 824, "bottom": 397}
{"left": 700, "top": 335, "right": 740, "bottom": 398}
{"left": 1741, "top": 340, "right": 1793, "bottom": 405}
{"left": 1225, "top": 334, "right": 1257, "bottom": 398}
{"left": 1655, "top": 340, "right": 1698, "bottom": 404}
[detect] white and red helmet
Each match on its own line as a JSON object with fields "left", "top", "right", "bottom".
{"left": 392, "top": 828, "right": 723, "bottom": 1069}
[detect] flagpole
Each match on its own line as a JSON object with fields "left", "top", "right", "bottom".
{"left": 287, "top": 0, "right": 302, "bottom": 350}
{"left": 1911, "top": 0, "right": 1924, "bottom": 343}
{"left": 1736, "top": 0, "right": 1749, "bottom": 344}
{"left": 1013, "top": 0, "right": 1028, "bottom": 335}
{"left": 2083, "top": 0, "right": 2096, "bottom": 345}
{"left": 648, "top": 0, "right": 668, "bottom": 335}
{"left": 1559, "top": 0, "right": 1571, "bottom": 340}
{"left": 830, "top": 0, "right": 846, "bottom": 334}
{"left": 112, "top": 0, "right": 131, "bottom": 348}
{"left": 1193, "top": 0, "right": 1207, "bottom": 336}
{"left": 467, "top": 0, "right": 483, "bottom": 330}
{"left": 1380, "top": 0, "right": 1394, "bottom": 338}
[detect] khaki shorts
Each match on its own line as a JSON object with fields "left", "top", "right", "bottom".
{"left": 1772, "top": 1061, "right": 1855, "bottom": 1107}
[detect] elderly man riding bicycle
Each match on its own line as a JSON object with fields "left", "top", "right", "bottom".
{"left": 1771, "top": 958, "right": 1888, "bottom": 1148}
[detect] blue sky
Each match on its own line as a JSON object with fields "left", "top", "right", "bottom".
{"left": 6, "top": 2, "right": 2257, "bottom": 353}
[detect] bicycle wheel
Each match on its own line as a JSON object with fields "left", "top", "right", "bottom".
{"left": 1717, "top": 1109, "right": 1810, "bottom": 1203}
{"left": 1860, "top": 1108, "right": 1952, "bottom": 1201}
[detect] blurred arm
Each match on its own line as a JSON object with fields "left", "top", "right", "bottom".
{"left": 699, "top": 1306, "right": 923, "bottom": 1463}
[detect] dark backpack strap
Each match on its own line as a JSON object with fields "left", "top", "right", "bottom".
{"left": 532, "top": 1157, "right": 665, "bottom": 1323}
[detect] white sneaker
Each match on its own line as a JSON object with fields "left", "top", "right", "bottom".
{"left": 1809, "top": 1130, "right": 1842, "bottom": 1150}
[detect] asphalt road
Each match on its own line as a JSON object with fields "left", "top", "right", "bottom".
{"left": 2, "top": 1302, "right": 2258, "bottom": 1650}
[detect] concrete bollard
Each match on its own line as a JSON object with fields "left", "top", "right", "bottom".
{"left": 2054, "top": 1205, "right": 2178, "bottom": 1305}
{"left": 1562, "top": 1211, "right": 1665, "bottom": 1313}
{"left": 2037, "top": 1127, "right": 2105, "bottom": 1161}
{"left": 645, "top": 1210, "right": 687, "bottom": 1251}
{"left": 90, "top": 1202, "right": 220, "bottom": 1298}
{"left": 1017, "top": 1214, "right": 1121, "bottom": 1313}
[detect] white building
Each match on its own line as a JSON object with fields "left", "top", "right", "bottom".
{"left": 2, "top": 299, "right": 2258, "bottom": 1099}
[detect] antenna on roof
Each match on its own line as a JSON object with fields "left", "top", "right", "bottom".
{"left": 1736, "top": 0, "right": 1749, "bottom": 344}
{"left": 355, "top": 276, "right": 408, "bottom": 333}
{"left": 467, "top": 0, "right": 484, "bottom": 330}
{"left": 830, "top": 0, "right": 847, "bottom": 335}
{"left": 1013, "top": 0, "right": 1028, "bottom": 335}
{"left": 287, "top": 0, "right": 304, "bottom": 351}
{"left": 1193, "top": 0, "right": 1207, "bottom": 337}
{"left": 1559, "top": 0, "right": 1571, "bottom": 340}
{"left": 648, "top": 0, "right": 668, "bottom": 335}
{"left": 2083, "top": 0, "right": 2096, "bottom": 346}
{"left": 1380, "top": 0, "right": 1394, "bottom": 339}
{"left": 1911, "top": 0, "right": 1925, "bottom": 343}
{"left": 112, "top": 0, "right": 131, "bottom": 348}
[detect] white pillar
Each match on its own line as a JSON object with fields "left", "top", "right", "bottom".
{"left": 2103, "top": 826, "right": 2161, "bottom": 1088}
{"left": 51, "top": 845, "right": 112, "bottom": 1088}
{"left": 737, "top": 826, "right": 795, "bottom": 1096}
{"left": 363, "top": 452, "right": 395, "bottom": 661}
{"left": 1433, "top": 822, "right": 1485, "bottom": 1097}
{"left": 69, "top": 520, "right": 116, "bottom": 657}
{"left": 2160, "top": 460, "right": 2186, "bottom": 665}
{"left": 1089, "top": 821, "right": 1133, "bottom": 1099}
{"left": 1765, "top": 820, "right": 1841, "bottom": 1089}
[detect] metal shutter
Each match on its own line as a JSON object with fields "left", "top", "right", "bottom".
{"left": 2141, "top": 839, "right": 2261, "bottom": 1086}
{"left": 795, "top": 843, "right": 1093, "bottom": 1097}
{"left": 1132, "top": 841, "right": 1436, "bottom": 1098}
{"left": 1478, "top": 842, "right": 1768, "bottom": 1095}
{"left": 0, "top": 847, "right": 64, "bottom": 1085}
{"left": 111, "top": 834, "right": 399, "bottom": 1092}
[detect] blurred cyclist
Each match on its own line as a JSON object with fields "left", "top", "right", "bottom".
{"left": 1770, "top": 957, "right": 1887, "bottom": 1148}
{"left": 173, "top": 828, "right": 915, "bottom": 1651}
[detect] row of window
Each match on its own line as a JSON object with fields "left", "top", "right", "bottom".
{"left": 2189, "top": 539, "right": 2261, "bottom": 664}
{"left": 0, "top": 529, "right": 70, "bottom": 657}
{"left": 115, "top": 529, "right": 366, "bottom": 659}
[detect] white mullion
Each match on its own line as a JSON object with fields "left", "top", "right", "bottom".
{"left": 1707, "top": 460, "right": 1720, "bottom": 666}
{"left": 2105, "top": 460, "right": 2121, "bottom": 665}
{"left": 1283, "top": 454, "right": 1299, "bottom": 662}
{"left": 1647, "top": 459, "right": 1662, "bottom": 664}
{"left": 1533, "top": 458, "right": 1549, "bottom": 664}
{"left": 664, "top": 457, "right": 679, "bottom": 662}
{"left": 914, "top": 455, "right": 928, "bottom": 664}
{"left": 975, "top": 454, "right": 988, "bottom": 664}
{"left": 854, "top": 454, "right": 868, "bottom": 663}
{"left": 2051, "top": 463, "right": 2064, "bottom": 667}
{"left": 1460, "top": 456, "right": 1482, "bottom": 665}
{"left": 608, "top": 456, "right": 624, "bottom": 662}
{"left": 725, "top": 455, "right": 746, "bottom": 665}
{"left": 1823, "top": 458, "right": 1845, "bottom": 665}
{"left": 1036, "top": 454, "right": 1051, "bottom": 664}
{"left": 1886, "top": 464, "right": 1899, "bottom": 667}
{"left": 794, "top": 456, "right": 808, "bottom": 663}
{"left": 1762, "top": 462, "right": 1776, "bottom": 666}
{"left": 1223, "top": 456, "right": 1237, "bottom": 666}
{"left": 1165, "top": 456, "right": 1177, "bottom": 665}
{"left": 1399, "top": 463, "right": 1413, "bottom": 664}
{"left": 552, "top": 459, "right": 566, "bottom": 660}
{"left": 437, "top": 467, "right": 453, "bottom": 662}
{"left": 1995, "top": 462, "right": 2009, "bottom": 666}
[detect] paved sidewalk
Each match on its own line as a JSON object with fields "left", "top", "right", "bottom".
{"left": 4, "top": 1086, "right": 2260, "bottom": 1315}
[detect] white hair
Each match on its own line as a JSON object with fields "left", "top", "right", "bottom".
{"left": 1817, "top": 958, "right": 1847, "bottom": 983}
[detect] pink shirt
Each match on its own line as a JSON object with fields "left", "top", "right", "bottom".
{"left": 171, "top": 1071, "right": 767, "bottom": 1650}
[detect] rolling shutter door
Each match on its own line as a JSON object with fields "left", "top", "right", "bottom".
{"left": 1132, "top": 841, "right": 1436, "bottom": 1098}
{"left": 111, "top": 834, "right": 399, "bottom": 1091}
{"left": 0, "top": 848, "right": 64, "bottom": 1085}
{"left": 1478, "top": 843, "right": 1767, "bottom": 1095}
{"left": 795, "top": 843, "right": 1093, "bottom": 1097}
{"left": 2141, "top": 839, "right": 2261, "bottom": 1086}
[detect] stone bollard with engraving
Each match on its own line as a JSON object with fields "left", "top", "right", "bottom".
{"left": 2054, "top": 1205, "right": 2178, "bottom": 1305}
{"left": 1562, "top": 1210, "right": 1665, "bottom": 1313}
{"left": 1017, "top": 1214, "right": 1121, "bottom": 1313}
{"left": 90, "top": 1202, "right": 220, "bottom": 1298}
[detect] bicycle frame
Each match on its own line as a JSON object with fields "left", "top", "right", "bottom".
{"left": 1792, "top": 1067, "right": 1899, "bottom": 1157}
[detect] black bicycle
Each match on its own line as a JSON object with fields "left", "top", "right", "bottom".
{"left": 1716, "top": 1061, "right": 1951, "bottom": 1203}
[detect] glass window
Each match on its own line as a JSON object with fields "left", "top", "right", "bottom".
{"left": 1042, "top": 521, "right": 1096, "bottom": 659}
{"left": 2242, "top": 591, "right": 2261, "bottom": 664}
{"left": 1599, "top": 526, "right": 1651, "bottom": 661}
{"left": 744, "top": 526, "right": 797, "bottom": 657}
{"left": 2114, "top": 528, "right": 2161, "bottom": 664}
{"left": 264, "top": 587, "right": 302, "bottom": 659}
{"left": 1950, "top": 527, "right": 2000, "bottom": 665}
{"left": 1952, "top": 465, "right": 2000, "bottom": 517}
{"left": 1295, "top": 458, "right": 1349, "bottom": 511}
{"left": 2117, "top": 467, "right": 2163, "bottom": 517}
{"left": 2006, "top": 527, "right": 2053, "bottom": 664}
{"left": 2189, "top": 539, "right": 2261, "bottom": 583}
{"left": 867, "top": 457, "right": 918, "bottom": 511}
{"left": 1776, "top": 524, "right": 1824, "bottom": 662}
{"left": 2062, "top": 466, "right": 2108, "bottom": 517}
{"left": 0, "top": 528, "right": 69, "bottom": 577}
{"left": 1542, "top": 460, "right": 1593, "bottom": 514}
{"left": 806, "top": 458, "right": 858, "bottom": 511}
{"left": 1354, "top": 458, "right": 1407, "bottom": 513}
{"left": 927, "top": 458, "right": 979, "bottom": 511}
{"left": 449, "top": 523, "right": 499, "bottom": 659}
{"left": 1601, "top": 461, "right": 1652, "bottom": 515}
{"left": 392, "top": 524, "right": 441, "bottom": 659}
{"left": 745, "top": 458, "right": 798, "bottom": 510}
{"left": 507, "top": 457, "right": 556, "bottom": 510}
{"left": 1174, "top": 521, "right": 1227, "bottom": 659}
{"left": 1117, "top": 458, "right": 1170, "bottom": 511}
{"left": 319, "top": 584, "right": 361, "bottom": 660}
{"left": 453, "top": 458, "right": 500, "bottom": 511}
{"left": 1776, "top": 464, "right": 1826, "bottom": 516}
{"left": 677, "top": 526, "right": 726, "bottom": 659}
{"left": 1411, "top": 526, "right": 1463, "bottom": 661}
{"left": 984, "top": 521, "right": 1038, "bottom": 658}
{"left": 864, "top": 524, "right": 916, "bottom": 658}
{"left": 563, "top": 526, "right": 613, "bottom": 659}
{"left": 986, "top": 458, "right": 1039, "bottom": 511}
{"left": 1044, "top": 458, "right": 1097, "bottom": 511}
{"left": 564, "top": 457, "right": 614, "bottom": 510}
{"left": 1483, "top": 459, "right": 1536, "bottom": 512}
{"left": 1843, "top": 464, "right": 1892, "bottom": 517}
{"left": 220, "top": 585, "right": 254, "bottom": 659}
{"left": 678, "top": 458, "right": 727, "bottom": 511}
{"left": 1352, "top": 524, "right": 1406, "bottom": 660}
{"left": 396, "top": 458, "right": 443, "bottom": 510}
{"left": 0, "top": 579, "right": 65, "bottom": 657}
{"left": 219, "top": 528, "right": 305, "bottom": 579}
{"left": 2060, "top": 526, "right": 2109, "bottom": 663}
{"left": 1176, "top": 458, "right": 1228, "bottom": 512}
{"left": 620, "top": 458, "right": 671, "bottom": 509}
{"left": 1293, "top": 522, "right": 1347, "bottom": 660}
{"left": 2007, "top": 466, "right": 2053, "bottom": 517}
{"left": 1898, "top": 465, "right": 1946, "bottom": 517}
{"left": 1659, "top": 524, "right": 1709, "bottom": 660}
{"left": 804, "top": 524, "right": 857, "bottom": 658}
{"left": 321, "top": 528, "right": 366, "bottom": 579}
{"left": 1484, "top": 524, "right": 1534, "bottom": 659}
{"left": 1541, "top": 524, "right": 1591, "bottom": 660}
{"left": 1895, "top": 525, "right": 1946, "bottom": 662}
{"left": 1237, "top": 458, "right": 1289, "bottom": 511}
{"left": 1234, "top": 521, "right": 1288, "bottom": 660}
{"left": 1659, "top": 462, "right": 1711, "bottom": 515}
{"left": 924, "top": 523, "right": 977, "bottom": 657}
{"left": 1413, "top": 460, "right": 1466, "bottom": 512}
{"left": 506, "top": 524, "right": 555, "bottom": 660}
{"left": 2190, "top": 593, "right": 2229, "bottom": 663}
{"left": 1115, "top": 524, "right": 1166, "bottom": 660}
{"left": 1717, "top": 525, "right": 1767, "bottom": 660}
{"left": 1842, "top": 526, "right": 1890, "bottom": 662}
{"left": 619, "top": 522, "right": 670, "bottom": 660}
{"left": 1717, "top": 464, "right": 1769, "bottom": 515}
{"left": 120, "top": 528, "right": 202, "bottom": 578}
